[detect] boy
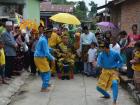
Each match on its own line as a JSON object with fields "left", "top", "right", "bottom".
{"left": 0, "top": 40, "right": 7, "bottom": 84}
{"left": 87, "top": 42, "right": 97, "bottom": 77}
{"left": 110, "top": 37, "right": 121, "bottom": 54}
{"left": 95, "top": 41, "right": 123, "bottom": 105}
{"left": 130, "top": 41, "right": 140, "bottom": 90}
{"left": 34, "top": 28, "right": 55, "bottom": 92}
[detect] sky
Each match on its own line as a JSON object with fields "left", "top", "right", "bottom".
{"left": 67, "top": 0, "right": 112, "bottom": 10}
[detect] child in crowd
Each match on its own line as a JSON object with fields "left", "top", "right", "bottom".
{"left": 0, "top": 40, "right": 7, "bottom": 84}
{"left": 110, "top": 37, "right": 121, "bottom": 54}
{"left": 130, "top": 41, "right": 140, "bottom": 90}
{"left": 119, "top": 31, "right": 128, "bottom": 64}
{"left": 87, "top": 42, "right": 97, "bottom": 77}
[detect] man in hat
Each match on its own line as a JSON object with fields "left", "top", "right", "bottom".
{"left": 34, "top": 28, "right": 55, "bottom": 92}
{"left": 95, "top": 41, "right": 123, "bottom": 105}
{"left": 1, "top": 21, "right": 18, "bottom": 79}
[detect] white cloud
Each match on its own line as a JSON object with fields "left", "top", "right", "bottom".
{"left": 67, "top": 0, "right": 112, "bottom": 7}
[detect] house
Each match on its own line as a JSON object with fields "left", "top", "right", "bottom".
{"left": 96, "top": 9, "right": 110, "bottom": 22}
{"left": 97, "top": 0, "right": 140, "bottom": 33}
{"left": 0, "top": 0, "right": 42, "bottom": 23}
{"left": 111, "top": 0, "right": 140, "bottom": 33}
{"left": 40, "top": 1, "right": 74, "bottom": 27}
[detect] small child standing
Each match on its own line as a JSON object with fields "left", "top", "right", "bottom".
{"left": 87, "top": 42, "right": 97, "bottom": 77}
{"left": 119, "top": 31, "right": 128, "bottom": 64}
{"left": 0, "top": 40, "right": 7, "bottom": 84}
{"left": 130, "top": 41, "right": 140, "bottom": 90}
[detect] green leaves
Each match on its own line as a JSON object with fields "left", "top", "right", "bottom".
{"left": 88, "top": 1, "right": 97, "bottom": 19}
{"left": 73, "top": 1, "right": 88, "bottom": 20}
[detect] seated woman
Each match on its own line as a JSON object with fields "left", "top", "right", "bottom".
{"left": 56, "top": 35, "right": 75, "bottom": 80}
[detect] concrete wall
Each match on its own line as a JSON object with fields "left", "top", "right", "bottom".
{"left": 23, "top": 0, "right": 40, "bottom": 23}
{"left": 121, "top": 0, "right": 140, "bottom": 33}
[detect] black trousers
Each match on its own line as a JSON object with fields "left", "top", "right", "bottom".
{"left": 5, "top": 56, "right": 15, "bottom": 78}
{"left": 126, "top": 47, "right": 134, "bottom": 78}
{"left": 24, "top": 51, "right": 31, "bottom": 70}
{"left": 30, "top": 51, "right": 36, "bottom": 74}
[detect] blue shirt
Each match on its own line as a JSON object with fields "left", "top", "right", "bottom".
{"left": 80, "top": 32, "right": 97, "bottom": 51}
{"left": 34, "top": 35, "right": 54, "bottom": 61}
{"left": 97, "top": 50, "right": 123, "bottom": 69}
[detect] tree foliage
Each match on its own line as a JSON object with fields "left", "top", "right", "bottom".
{"left": 51, "top": 0, "right": 75, "bottom": 5}
{"left": 51, "top": 0, "right": 66, "bottom": 4}
{"left": 88, "top": 1, "right": 97, "bottom": 19}
{"left": 73, "top": 1, "right": 88, "bottom": 20}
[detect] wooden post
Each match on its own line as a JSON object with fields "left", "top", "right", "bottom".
{"left": 105, "top": 0, "right": 108, "bottom": 21}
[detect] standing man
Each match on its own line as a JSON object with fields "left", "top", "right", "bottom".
{"left": 80, "top": 26, "right": 97, "bottom": 75}
{"left": 34, "top": 28, "right": 55, "bottom": 92}
{"left": 1, "top": 21, "right": 17, "bottom": 78}
{"left": 95, "top": 41, "right": 123, "bottom": 105}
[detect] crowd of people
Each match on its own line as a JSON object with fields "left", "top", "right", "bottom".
{"left": 0, "top": 20, "right": 140, "bottom": 105}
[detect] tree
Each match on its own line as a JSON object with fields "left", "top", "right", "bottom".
{"left": 51, "top": 0, "right": 66, "bottom": 4}
{"left": 73, "top": 1, "right": 88, "bottom": 20}
{"left": 88, "top": 1, "right": 97, "bottom": 19}
{"left": 51, "top": 0, "right": 74, "bottom": 5}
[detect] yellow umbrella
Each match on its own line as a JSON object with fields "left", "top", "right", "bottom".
{"left": 50, "top": 13, "right": 81, "bottom": 25}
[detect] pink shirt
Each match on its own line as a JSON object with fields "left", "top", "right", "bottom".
{"left": 127, "top": 34, "right": 140, "bottom": 47}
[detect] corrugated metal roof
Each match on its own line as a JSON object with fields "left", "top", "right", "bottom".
{"left": 114, "top": 0, "right": 126, "bottom": 5}
{"left": 40, "top": 2, "right": 73, "bottom": 13}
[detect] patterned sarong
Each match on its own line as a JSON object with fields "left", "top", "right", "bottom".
{"left": 97, "top": 69, "right": 119, "bottom": 91}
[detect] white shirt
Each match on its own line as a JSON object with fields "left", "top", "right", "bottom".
{"left": 110, "top": 43, "right": 121, "bottom": 54}
{"left": 25, "top": 34, "right": 30, "bottom": 43}
{"left": 80, "top": 32, "right": 97, "bottom": 45}
{"left": 88, "top": 48, "right": 97, "bottom": 62}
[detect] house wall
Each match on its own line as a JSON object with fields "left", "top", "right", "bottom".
{"left": 0, "top": 0, "right": 40, "bottom": 23}
{"left": 110, "top": 5, "right": 121, "bottom": 28}
{"left": 0, "top": 0, "right": 24, "bottom": 17}
{"left": 121, "top": 0, "right": 140, "bottom": 33}
{"left": 23, "top": 0, "right": 40, "bottom": 23}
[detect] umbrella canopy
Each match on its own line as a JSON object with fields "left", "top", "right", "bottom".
{"left": 96, "top": 22, "right": 119, "bottom": 36}
{"left": 50, "top": 13, "right": 81, "bottom": 25}
{"left": 96, "top": 22, "right": 116, "bottom": 29}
